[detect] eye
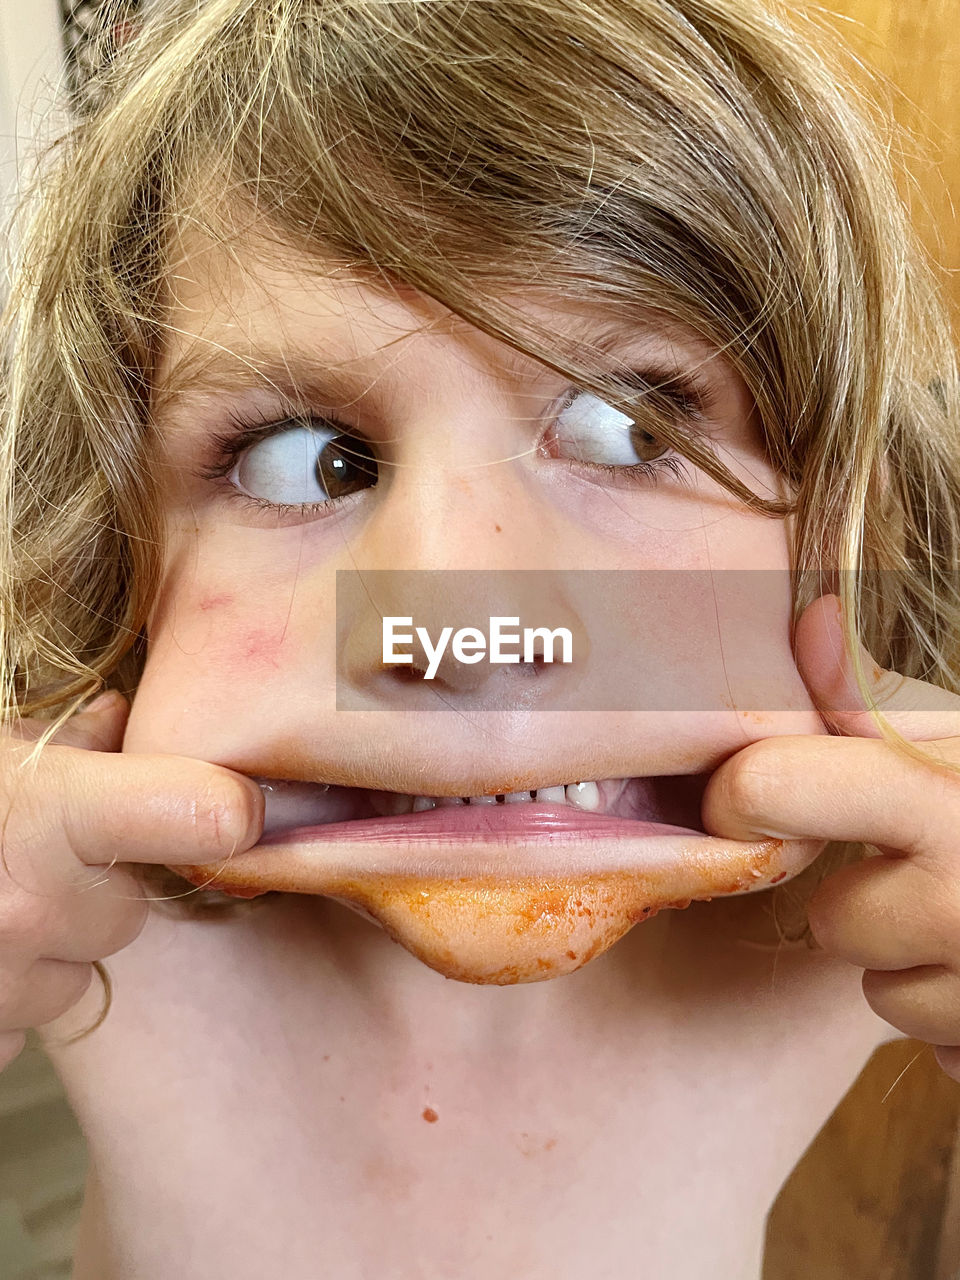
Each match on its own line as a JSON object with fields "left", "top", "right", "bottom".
{"left": 228, "top": 422, "right": 378, "bottom": 505}
{"left": 550, "top": 389, "right": 672, "bottom": 466}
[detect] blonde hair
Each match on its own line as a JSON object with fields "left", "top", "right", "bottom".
{"left": 3, "top": 0, "right": 960, "bottom": 950}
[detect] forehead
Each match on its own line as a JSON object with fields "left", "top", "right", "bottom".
{"left": 159, "top": 224, "right": 459, "bottom": 379}
{"left": 155, "top": 222, "right": 728, "bottom": 415}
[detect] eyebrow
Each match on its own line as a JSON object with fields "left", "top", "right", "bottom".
{"left": 151, "top": 319, "right": 705, "bottom": 419}
{"left": 152, "top": 347, "right": 394, "bottom": 417}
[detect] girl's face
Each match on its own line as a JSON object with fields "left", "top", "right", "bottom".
{"left": 123, "top": 229, "right": 827, "bottom": 965}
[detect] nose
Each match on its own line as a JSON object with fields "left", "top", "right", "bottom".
{"left": 337, "top": 568, "right": 589, "bottom": 708}
{"left": 335, "top": 400, "right": 594, "bottom": 708}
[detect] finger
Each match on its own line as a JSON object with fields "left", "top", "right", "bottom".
{"left": 795, "top": 593, "right": 960, "bottom": 740}
{"left": 0, "top": 745, "right": 264, "bottom": 887}
{"left": 45, "top": 866, "right": 149, "bottom": 962}
{"left": 0, "top": 1031, "right": 26, "bottom": 1071}
{"left": 805, "top": 854, "right": 959, "bottom": 971}
{"left": 0, "top": 958, "right": 94, "bottom": 1033}
{"left": 861, "top": 965, "right": 960, "bottom": 1046}
{"left": 701, "top": 732, "right": 960, "bottom": 854}
{"left": 933, "top": 1045, "right": 960, "bottom": 1082}
{"left": 10, "top": 689, "right": 130, "bottom": 752}
{"left": 0, "top": 864, "right": 149, "bottom": 965}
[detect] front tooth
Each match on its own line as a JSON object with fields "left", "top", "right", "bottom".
{"left": 535, "top": 785, "right": 566, "bottom": 804}
{"left": 412, "top": 796, "right": 437, "bottom": 812}
{"left": 436, "top": 796, "right": 466, "bottom": 807}
{"left": 566, "top": 780, "right": 601, "bottom": 811}
{"left": 469, "top": 794, "right": 498, "bottom": 805}
{"left": 504, "top": 791, "right": 532, "bottom": 803}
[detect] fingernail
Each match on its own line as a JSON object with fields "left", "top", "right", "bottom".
{"left": 83, "top": 690, "right": 120, "bottom": 714}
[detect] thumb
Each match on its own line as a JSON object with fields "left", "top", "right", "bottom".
{"left": 795, "top": 593, "right": 960, "bottom": 741}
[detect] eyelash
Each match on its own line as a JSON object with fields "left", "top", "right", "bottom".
{"left": 197, "top": 371, "right": 712, "bottom": 517}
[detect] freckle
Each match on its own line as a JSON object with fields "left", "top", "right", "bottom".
{"left": 566, "top": 950, "right": 577, "bottom": 960}
{"left": 544, "top": 1138, "right": 557, "bottom": 1151}
{"left": 495, "top": 524, "right": 502, "bottom": 533}
{"left": 422, "top": 1107, "right": 439, "bottom": 1123}
{"left": 323, "top": 1054, "right": 330, "bottom": 1062}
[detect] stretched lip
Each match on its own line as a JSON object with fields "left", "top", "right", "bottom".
{"left": 177, "top": 771, "right": 821, "bottom": 902}
{"left": 183, "top": 811, "right": 817, "bottom": 898}
{"left": 258, "top": 803, "right": 705, "bottom": 845}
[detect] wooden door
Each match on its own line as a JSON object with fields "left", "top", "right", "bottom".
{"left": 812, "top": 0, "right": 960, "bottom": 325}
{"left": 765, "top": 4, "right": 960, "bottom": 1277}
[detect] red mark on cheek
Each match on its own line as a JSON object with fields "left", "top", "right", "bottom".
{"left": 198, "top": 591, "right": 235, "bottom": 612}
{"left": 422, "top": 1107, "right": 439, "bottom": 1123}
{"left": 237, "top": 626, "right": 285, "bottom": 669}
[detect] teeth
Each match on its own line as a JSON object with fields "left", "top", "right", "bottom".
{"left": 398, "top": 779, "right": 618, "bottom": 810}
{"left": 566, "top": 780, "right": 601, "bottom": 811}
{"left": 257, "top": 775, "right": 633, "bottom": 831}
{"left": 535, "top": 785, "right": 566, "bottom": 804}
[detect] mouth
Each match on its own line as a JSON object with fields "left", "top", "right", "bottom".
{"left": 173, "top": 766, "right": 823, "bottom": 987}
{"left": 254, "top": 772, "right": 713, "bottom": 842}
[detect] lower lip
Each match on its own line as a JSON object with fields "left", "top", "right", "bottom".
{"left": 186, "top": 801, "right": 818, "bottom": 893}
{"left": 173, "top": 809, "right": 825, "bottom": 985}
{"left": 259, "top": 802, "right": 704, "bottom": 845}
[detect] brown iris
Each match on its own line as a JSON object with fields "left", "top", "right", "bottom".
{"left": 631, "top": 424, "right": 671, "bottom": 462}
{"left": 316, "top": 434, "right": 379, "bottom": 499}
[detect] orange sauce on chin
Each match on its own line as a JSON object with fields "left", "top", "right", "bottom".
{"left": 174, "top": 843, "right": 783, "bottom": 984}
{"left": 322, "top": 871, "right": 670, "bottom": 983}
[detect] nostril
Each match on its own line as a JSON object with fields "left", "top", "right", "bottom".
{"left": 385, "top": 663, "right": 429, "bottom": 683}
{"left": 384, "top": 656, "right": 553, "bottom": 685}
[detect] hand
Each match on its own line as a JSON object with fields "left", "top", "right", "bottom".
{"left": 701, "top": 593, "right": 960, "bottom": 1081}
{"left": 0, "top": 691, "right": 263, "bottom": 1071}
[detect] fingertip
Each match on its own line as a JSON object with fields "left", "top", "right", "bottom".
{"left": 795, "top": 594, "right": 883, "bottom": 727}
{"left": 933, "top": 1044, "right": 960, "bottom": 1083}
{"left": 222, "top": 770, "right": 266, "bottom": 850}
{"left": 82, "top": 689, "right": 129, "bottom": 718}
{"left": 75, "top": 690, "right": 130, "bottom": 753}
{"left": 794, "top": 593, "right": 845, "bottom": 669}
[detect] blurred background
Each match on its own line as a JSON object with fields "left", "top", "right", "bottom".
{"left": 0, "top": 1, "right": 959, "bottom": 1276}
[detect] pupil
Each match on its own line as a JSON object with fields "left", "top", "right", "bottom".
{"left": 631, "top": 424, "right": 670, "bottom": 462}
{"left": 316, "top": 434, "right": 378, "bottom": 499}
